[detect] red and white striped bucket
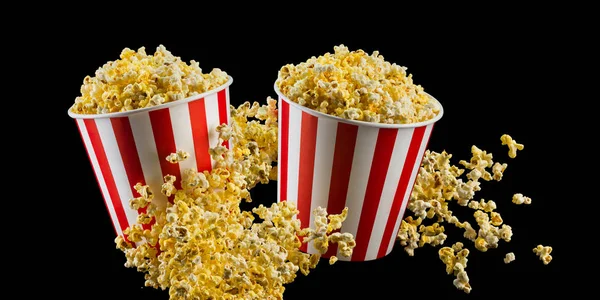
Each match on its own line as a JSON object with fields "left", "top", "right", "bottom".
{"left": 275, "top": 84, "right": 443, "bottom": 261}
{"left": 69, "top": 77, "right": 233, "bottom": 237}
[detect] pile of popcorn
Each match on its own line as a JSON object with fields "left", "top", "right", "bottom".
{"left": 397, "top": 133, "right": 553, "bottom": 293}
{"left": 70, "top": 45, "right": 229, "bottom": 115}
{"left": 276, "top": 45, "right": 440, "bottom": 124}
{"left": 115, "top": 99, "right": 356, "bottom": 299}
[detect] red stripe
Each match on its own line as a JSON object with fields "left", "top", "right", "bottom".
{"left": 217, "top": 89, "right": 230, "bottom": 149}
{"left": 111, "top": 117, "right": 154, "bottom": 231}
{"left": 84, "top": 119, "right": 130, "bottom": 233}
{"left": 188, "top": 99, "right": 213, "bottom": 172}
{"left": 297, "top": 112, "right": 318, "bottom": 253}
{"left": 76, "top": 120, "right": 119, "bottom": 235}
{"left": 377, "top": 126, "right": 427, "bottom": 258}
{"left": 149, "top": 109, "right": 182, "bottom": 201}
{"left": 352, "top": 128, "right": 399, "bottom": 261}
{"left": 279, "top": 100, "right": 290, "bottom": 202}
{"left": 324, "top": 123, "right": 359, "bottom": 258}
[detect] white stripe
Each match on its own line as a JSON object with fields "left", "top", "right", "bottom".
{"left": 338, "top": 126, "right": 379, "bottom": 261}
{"left": 128, "top": 113, "right": 169, "bottom": 209}
{"left": 364, "top": 128, "right": 414, "bottom": 260}
{"left": 95, "top": 119, "right": 138, "bottom": 228}
{"left": 169, "top": 104, "right": 196, "bottom": 175}
{"left": 307, "top": 117, "right": 337, "bottom": 254}
{"left": 204, "top": 94, "right": 220, "bottom": 168}
{"left": 387, "top": 124, "right": 434, "bottom": 254}
{"left": 277, "top": 98, "right": 283, "bottom": 203}
{"left": 77, "top": 119, "right": 122, "bottom": 236}
{"left": 225, "top": 87, "right": 231, "bottom": 125}
{"left": 286, "top": 104, "right": 303, "bottom": 217}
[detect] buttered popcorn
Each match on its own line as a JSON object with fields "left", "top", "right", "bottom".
{"left": 395, "top": 133, "right": 552, "bottom": 293}
{"left": 166, "top": 150, "right": 190, "bottom": 164}
{"left": 533, "top": 245, "right": 553, "bottom": 265}
{"left": 115, "top": 100, "right": 355, "bottom": 299}
{"left": 71, "top": 45, "right": 229, "bottom": 115}
{"left": 501, "top": 134, "right": 524, "bottom": 158}
{"left": 276, "top": 45, "right": 440, "bottom": 124}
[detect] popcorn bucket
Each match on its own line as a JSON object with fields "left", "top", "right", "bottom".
{"left": 68, "top": 76, "right": 233, "bottom": 237}
{"left": 275, "top": 84, "right": 443, "bottom": 261}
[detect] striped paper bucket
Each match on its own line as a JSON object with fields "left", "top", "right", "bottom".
{"left": 69, "top": 76, "right": 233, "bottom": 237}
{"left": 275, "top": 84, "right": 443, "bottom": 261}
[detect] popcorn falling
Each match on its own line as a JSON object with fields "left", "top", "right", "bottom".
{"left": 533, "top": 245, "right": 553, "bottom": 265}
{"left": 397, "top": 134, "right": 550, "bottom": 293}
{"left": 504, "top": 252, "right": 516, "bottom": 264}
{"left": 115, "top": 99, "right": 356, "bottom": 299}
{"left": 500, "top": 134, "right": 524, "bottom": 158}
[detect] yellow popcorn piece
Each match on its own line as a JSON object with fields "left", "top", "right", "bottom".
{"left": 70, "top": 45, "right": 229, "bottom": 115}
{"left": 533, "top": 245, "right": 553, "bottom": 265}
{"left": 438, "top": 243, "right": 471, "bottom": 294}
{"left": 276, "top": 45, "right": 440, "bottom": 124}
{"left": 329, "top": 256, "right": 338, "bottom": 265}
{"left": 501, "top": 134, "right": 524, "bottom": 158}
{"left": 504, "top": 252, "right": 515, "bottom": 264}
{"left": 166, "top": 150, "right": 190, "bottom": 164}
{"left": 492, "top": 162, "right": 508, "bottom": 181}
{"left": 114, "top": 100, "right": 355, "bottom": 299}
{"left": 397, "top": 216, "right": 422, "bottom": 256}
{"left": 418, "top": 223, "right": 447, "bottom": 247}
{"left": 512, "top": 193, "right": 532, "bottom": 205}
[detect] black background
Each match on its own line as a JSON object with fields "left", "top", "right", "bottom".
{"left": 46, "top": 10, "right": 581, "bottom": 299}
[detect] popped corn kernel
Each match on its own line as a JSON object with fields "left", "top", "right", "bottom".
{"left": 276, "top": 45, "right": 440, "bottom": 124}
{"left": 501, "top": 134, "right": 524, "bottom": 158}
{"left": 504, "top": 252, "right": 515, "bottom": 264}
{"left": 492, "top": 162, "right": 508, "bottom": 181}
{"left": 326, "top": 256, "right": 338, "bottom": 266}
{"left": 397, "top": 216, "right": 422, "bottom": 256}
{"left": 439, "top": 244, "right": 471, "bottom": 293}
{"left": 166, "top": 150, "right": 190, "bottom": 164}
{"left": 533, "top": 245, "right": 553, "bottom": 265}
{"left": 512, "top": 193, "right": 532, "bottom": 205}
{"left": 70, "top": 45, "right": 229, "bottom": 115}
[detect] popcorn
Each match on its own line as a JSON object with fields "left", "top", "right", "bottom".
{"left": 533, "top": 245, "right": 553, "bottom": 265}
{"left": 397, "top": 216, "right": 422, "bottom": 256}
{"left": 166, "top": 150, "right": 190, "bottom": 164}
{"left": 329, "top": 256, "right": 338, "bottom": 265}
{"left": 504, "top": 252, "right": 515, "bottom": 264}
{"left": 70, "top": 45, "right": 229, "bottom": 115}
{"left": 439, "top": 243, "right": 471, "bottom": 294}
{"left": 276, "top": 45, "right": 440, "bottom": 124}
{"left": 501, "top": 134, "right": 524, "bottom": 158}
{"left": 492, "top": 162, "right": 508, "bottom": 181}
{"left": 114, "top": 100, "right": 355, "bottom": 299}
{"left": 512, "top": 193, "right": 532, "bottom": 205}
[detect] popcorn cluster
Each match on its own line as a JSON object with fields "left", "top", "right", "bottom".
{"left": 115, "top": 100, "right": 356, "bottom": 299}
{"left": 276, "top": 45, "right": 440, "bottom": 124}
{"left": 533, "top": 245, "right": 553, "bottom": 265}
{"left": 71, "top": 45, "right": 229, "bottom": 115}
{"left": 398, "top": 133, "right": 552, "bottom": 293}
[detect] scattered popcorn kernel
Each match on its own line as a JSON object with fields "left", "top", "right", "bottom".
{"left": 166, "top": 150, "right": 190, "bottom": 164}
{"left": 329, "top": 256, "right": 338, "bottom": 265}
{"left": 512, "top": 193, "right": 532, "bottom": 205}
{"left": 70, "top": 45, "right": 229, "bottom": 115}
{"left": 492, "top": 162, "right": 508, "bottom": 181}
{"left": 501, "top": 134, "right": 524, "bottom": 158}
{"left": 504, "top": 252, "right": 515, "bottom": 264}
{"left": 439, "top": 244, "right": 471, "bottom": 293}
{"left": 276, "top": 45, "right": 440, "bottom": 124}
{"left": 533, "top": 245, "right": 553, "bottom": 265}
